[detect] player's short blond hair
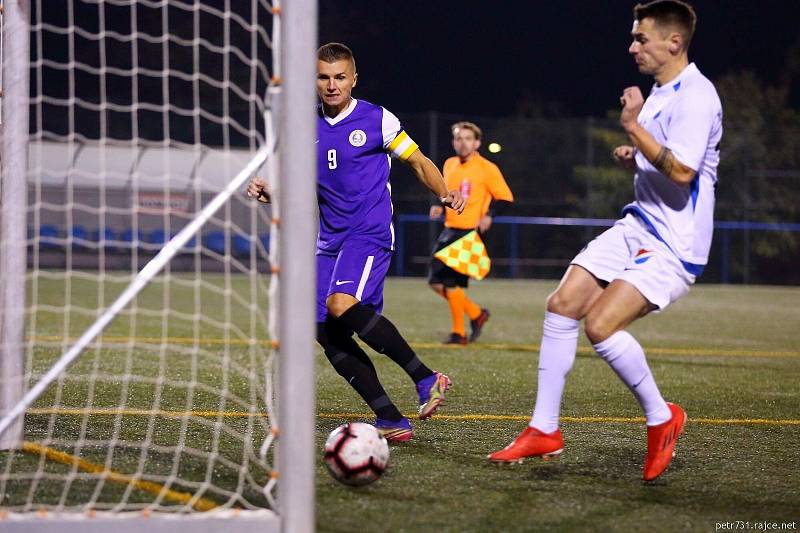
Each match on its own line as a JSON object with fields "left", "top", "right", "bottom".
{"left": 451, "top": 121, "right": 482, "bottom": 141}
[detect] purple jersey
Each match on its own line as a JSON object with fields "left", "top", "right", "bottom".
{"left": 317, "top": 99, "right": 401, "bottom": 253}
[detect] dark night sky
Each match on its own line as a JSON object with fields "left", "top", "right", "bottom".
{"left": 319, "top": 0, "right": 800, "bottom": 117}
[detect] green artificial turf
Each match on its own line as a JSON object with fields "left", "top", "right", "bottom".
{"left": 2, "top": 277, "right": 798, "bottom": 532}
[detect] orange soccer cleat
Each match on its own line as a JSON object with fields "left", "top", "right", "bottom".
{"left": 643, "top": 402, "right": 687, "bottom": 481}
{"left": 488, "top": 426, "right": 564, "bottom": 463}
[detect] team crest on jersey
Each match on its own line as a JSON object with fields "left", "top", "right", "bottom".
{"left": 349, "top": 129, "right": 367, "bottom": 147}
{"left": 459, "top": 179, "right": 471, "bottom": 200}
{"left": 634, "top": 248, "right": 654, "bottom": 264}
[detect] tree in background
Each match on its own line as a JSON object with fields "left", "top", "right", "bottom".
{"left": 715, "top": 70, "right": 800, "bottom": 282}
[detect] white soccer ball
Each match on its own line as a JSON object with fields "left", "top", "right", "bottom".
{"left": 323, "top": 422, "right": 390, "bottom": 486}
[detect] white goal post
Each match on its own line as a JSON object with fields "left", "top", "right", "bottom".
{"left": 0, "top": 1, "right": 316, "bottom": 531}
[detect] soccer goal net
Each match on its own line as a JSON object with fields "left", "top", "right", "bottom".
{"left": 0, "top": 1, "right": 315, "bottom": 530}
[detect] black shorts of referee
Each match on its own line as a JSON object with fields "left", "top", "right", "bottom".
{"left": 428, "top": 227, "right": 478, "bottom": 289}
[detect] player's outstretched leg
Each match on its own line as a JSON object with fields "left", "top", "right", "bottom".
{"left": 488, "top": 311, "right": 578, "bottom": 462}
{"left": 592, "top": 330, "right": 682, "bottom": 479}
{"left": 338, "top": 302, "right": 453, "bottom": 419}
{"left": 317, "top": 319, "right": 413, "bottom": 442}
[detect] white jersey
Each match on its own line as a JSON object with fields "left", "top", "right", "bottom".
{"left": 625, "top": 62, "right": 723, "bottom": 276}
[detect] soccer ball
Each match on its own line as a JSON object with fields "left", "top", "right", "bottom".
{"left": 323, "top": 422, "right": 389, "bottom": 486}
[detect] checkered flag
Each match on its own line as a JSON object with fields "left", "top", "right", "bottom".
{"left": 434, "top": 230, "right": 491, "bottom": 280}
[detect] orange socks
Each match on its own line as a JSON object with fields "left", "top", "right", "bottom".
{"left": 445, "top": 287, "right": 482, "bottom": 335}
{"left": 445, "top": 287, "right": 466, "bottom": 335}
{"left": 462, "top": 292, "right": 482, "bottom": 321}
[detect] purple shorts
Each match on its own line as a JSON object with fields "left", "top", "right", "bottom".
{"left": 316, "top": 240, "right": 392, "bottom": 322}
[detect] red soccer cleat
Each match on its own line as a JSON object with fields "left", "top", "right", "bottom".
{"left": 488, "top": 426, "right": 563, "bottom": 463}
{"left": 643, "top": 402, "right": 687, "bottom": 481}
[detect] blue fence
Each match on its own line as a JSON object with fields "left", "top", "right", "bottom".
{"left": 29, "top": 217, "right": 800, "bottom": 283}
{"left": 31, "top": 225, "right": 270, "bottom": 257}
{"left": 394, "top": 214, "right": 800, "bottom": 284}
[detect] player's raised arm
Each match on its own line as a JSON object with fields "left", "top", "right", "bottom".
{"left": 403, "top": 149, "right": 465, "bottom": 213}
{"left": 620, "top": 86, "right": 696, "bottom": 185}
{"left": 382, "top": 109, "right": 464, "bottom": 213}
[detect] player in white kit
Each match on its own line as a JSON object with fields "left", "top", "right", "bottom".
{"left": 489, "top": 0, "right": 722, "bottom": 481}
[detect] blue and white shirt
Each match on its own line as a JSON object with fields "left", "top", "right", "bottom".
{"left": 316, "top": 98, "right": 418, "bottom": 253}
{"left": 624, "top": 62, "right": 723, "bottom": 274}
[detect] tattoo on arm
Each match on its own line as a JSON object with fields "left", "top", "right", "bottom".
{"left": 653, "top": 146, "right": 674, "bottom": 176}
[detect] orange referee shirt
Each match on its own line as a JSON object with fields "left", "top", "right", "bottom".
{"left": 443, "top": 152, "right": 513, "bottom": 229}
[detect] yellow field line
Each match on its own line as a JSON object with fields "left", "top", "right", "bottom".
{"left": 26, "top": 408, "right": 800, "bottom": 426}
{"left": 318, "top": 413, "right": 800, "bottom": 426}
{"left": 411, "top": 342, "right": 800, "bottom": 358}
{"left": 20, "top": 442, "right": 219, "bottom": 511}
{"left": 28, "top": 335, "right": 800, "bottom": 358}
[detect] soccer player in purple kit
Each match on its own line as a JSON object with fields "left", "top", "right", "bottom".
{"left": 249, "top": 42, "right": 464, "bottom": 442}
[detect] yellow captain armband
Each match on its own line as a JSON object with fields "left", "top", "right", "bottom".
{"left": 387, "top": 130, "right": 419, "bottom": 161}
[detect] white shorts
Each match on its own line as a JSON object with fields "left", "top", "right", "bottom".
{"left": 571, "top": 214, "right": 697, "bottom": 310}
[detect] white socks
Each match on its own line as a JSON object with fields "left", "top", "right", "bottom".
{"left": 593, "top": 331, "right": 671, "bottom": 426}
{"left": 530, "top": 312, "right": 579, "bottom": 433}
{"left": 529, "top": 313, "right": 672, "bottom": 431}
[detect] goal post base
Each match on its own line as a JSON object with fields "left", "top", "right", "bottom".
{"left": 0, "top": 509, "right": 279, "bottom": 533}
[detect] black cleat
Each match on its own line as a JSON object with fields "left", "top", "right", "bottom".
{"left": 469, "top": 308, "right": 490, "bottom": 342}
{"left": 444, "top": 332, "right": 468, "bottom": 345}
